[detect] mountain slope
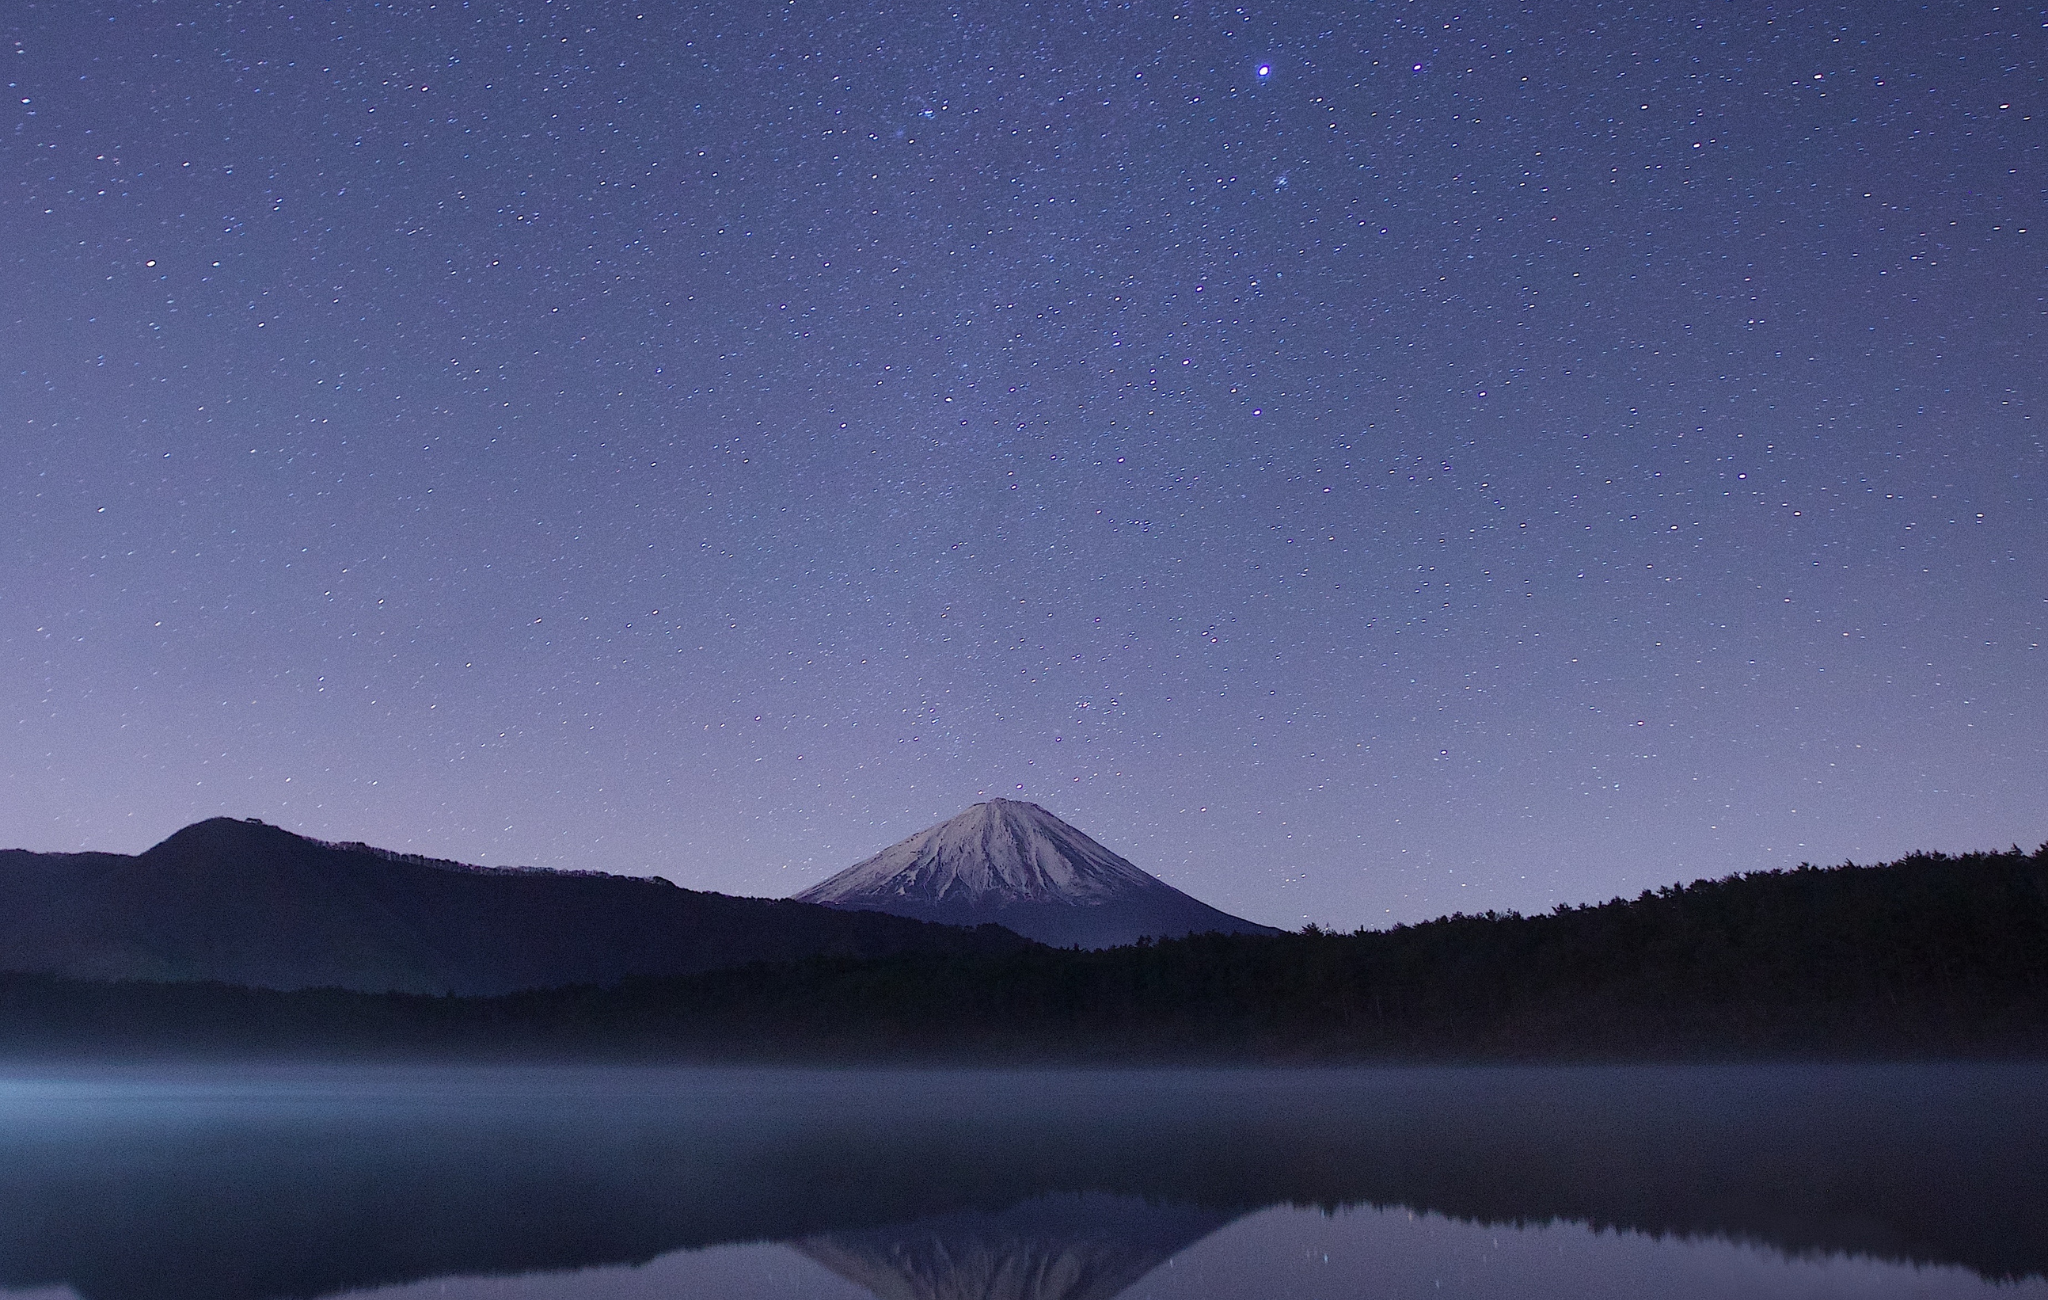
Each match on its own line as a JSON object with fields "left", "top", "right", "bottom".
{"left": 794, "top": 800, "right": 1279, "bottom": 948}
{"left": 0, "top": 818, "right": 1029, "bottom": 995}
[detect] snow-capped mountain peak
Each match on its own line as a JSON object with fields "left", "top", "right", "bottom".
{"left": 798, "top": 799, "right": 1154, "bottom": 909}
{"left": 794, "top": 800, "right": 1279, "bottom": 949}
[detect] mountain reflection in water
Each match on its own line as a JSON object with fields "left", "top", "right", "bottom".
{"left": 0, "top": 1065, "right": 2044, "bottom": 1300}
{"left": 795, "top": 1194, "right": 1236, "bottom": 1300}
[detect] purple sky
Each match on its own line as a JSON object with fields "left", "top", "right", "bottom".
{"left": 2, "top": 0, "right": 2041, "bottom": 929}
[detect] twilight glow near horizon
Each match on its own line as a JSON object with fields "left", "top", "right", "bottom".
{"left": 2, "top": 1, "right": 2041, "bottom": 929}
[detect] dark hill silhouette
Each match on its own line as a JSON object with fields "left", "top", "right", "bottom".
{"left": 0, "top": 817, "right": 1029, "bottom": 994}
{"left": 695, "top": 843, "right": 2048, "bottom": 1060}
{"left": 7, "top": 843, "right": 2042, "bottom": 1063}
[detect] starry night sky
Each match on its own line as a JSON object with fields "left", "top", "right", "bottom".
{"left": 3, "top": 1, "right": 2041, "bottom": 929}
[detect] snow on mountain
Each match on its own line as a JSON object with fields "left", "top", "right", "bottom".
{"left": 794, "top": 800, "right": 1279, "bottom": 949}
{"left": 797, "top": 799, "right": 1154, "bottom": 908}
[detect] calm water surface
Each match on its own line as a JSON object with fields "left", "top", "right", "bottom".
{"left": 1, "top": 1064, "right": 2042, "bottom": 1300}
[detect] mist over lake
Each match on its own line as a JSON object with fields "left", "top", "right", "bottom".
{"left": 3, "top": 1064, "right": 2044, "bottom": 1300}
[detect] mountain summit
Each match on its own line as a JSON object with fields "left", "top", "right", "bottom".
{"left": 794, "top": 800, "right": 1279, "bottom": 948}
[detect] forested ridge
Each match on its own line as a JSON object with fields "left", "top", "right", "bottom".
{"left": 3, "top": 844, "right": 2044, "bottom": 1061}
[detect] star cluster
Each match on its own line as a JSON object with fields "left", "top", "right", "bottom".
{"left": 2, "top": 0, "right": 2041, "bottom": 927}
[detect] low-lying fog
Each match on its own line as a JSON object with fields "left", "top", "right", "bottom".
{"left": 3, "top": 1064, "right": 2043, "bottom": 1300}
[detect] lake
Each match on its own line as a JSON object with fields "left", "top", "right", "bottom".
{"left": 1, "top": 1063, "right": 2042, "bottom": 1299}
